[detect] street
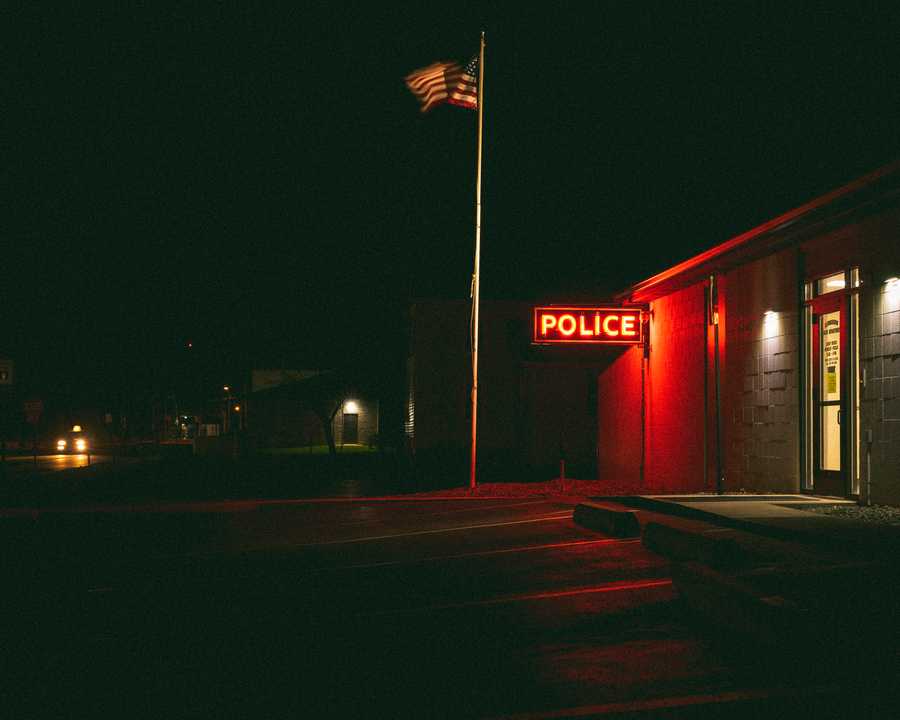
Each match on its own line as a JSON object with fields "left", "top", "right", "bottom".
{"left": 3, "top": 497, "right": 850, "bottom": 718}
{"left": 1, "top": 453, "right": 118, "bottom": 475}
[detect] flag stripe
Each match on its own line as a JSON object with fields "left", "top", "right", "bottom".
{"left": 447, "top": 69, "right": 477, "bottom": 109}
{"left": 405, "top": 61, "right": 461, "bottom": 113}
{"left": 405, "top": 55, "right": 477, "bottom": 113}
{"left": 406, "top": 63, "right": 454, "bottom": 90}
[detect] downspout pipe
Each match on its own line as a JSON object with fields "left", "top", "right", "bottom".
{"left": 710, "top": 274, "right": 724, "bottom": 495}
{"left": 703, "top": 283, "right": 710, "bottom": 491}
{"left": 639, "top": 312, "right": 650, "bottom": 490}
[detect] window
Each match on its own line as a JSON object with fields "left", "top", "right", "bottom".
{"left": 815, "top": 271, "right": 846, "bottom": 296}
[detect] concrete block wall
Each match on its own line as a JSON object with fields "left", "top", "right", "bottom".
{"left": 860, "top": 278, "right": 900, "bottom": 505}
{"left": 723, "top": 249, "right": 800, "bottom": 493}
{"left": 408, "top": 301, "right": 471, "bottom": 451}
{"left": 410, "top": 301, "right": 614, "bottom": 479}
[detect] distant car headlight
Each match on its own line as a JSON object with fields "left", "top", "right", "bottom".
{"left": 75, "top": 438, "right": 87, "bottom": 452}
{"left": 57, "top": 439, "right": 67, "bottom": 450}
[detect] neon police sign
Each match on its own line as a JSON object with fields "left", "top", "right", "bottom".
{"left": 533, "top": 306, "right": 643, "bottom": 345}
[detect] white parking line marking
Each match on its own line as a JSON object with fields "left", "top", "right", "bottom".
{"left": 424, "top": 499, "right": 553, "bottom": 515}
{"left": 306, "top": 499, "right": 556, "bottom": 530}
{"left": 486, "top": 684, "right": 838, "bottom": 719}
{"left": 296, "top": 512, "right": 574, "bottom": 547}
{"left": 339, "top": 537, "right": 640, "bottom": 570}
{"left": 362, "top": 578, "right": 673, "bottom": 616}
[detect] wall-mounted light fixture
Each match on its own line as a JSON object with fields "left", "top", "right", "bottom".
{"left": 344, "top": 400, "right": 359, "bottom": 414}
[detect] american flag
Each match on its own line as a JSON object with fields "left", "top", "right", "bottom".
{"left": 405, "top": 55, "right": 478, "bottom": 113}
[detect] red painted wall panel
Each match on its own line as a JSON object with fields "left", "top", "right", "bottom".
{"left": 597, "top": 346, "right": 642, "bottom": 486}
{"left": 646, "top": 282, "right": 707, "bottom": 492}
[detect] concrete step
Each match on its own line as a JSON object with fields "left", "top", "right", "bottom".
{"left": 573, "top": 502, "right": 641, "bottom": 537}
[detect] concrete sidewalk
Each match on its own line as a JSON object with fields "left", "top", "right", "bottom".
{"left": 573, "top": 494, "right": 899, "bottom": 691}
{"left": 612, "top": 494, "right": 900, "bottom": 558}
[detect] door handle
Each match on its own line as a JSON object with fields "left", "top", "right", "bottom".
{"left": 837, "top": 409, "right": 842, "bottom": 425}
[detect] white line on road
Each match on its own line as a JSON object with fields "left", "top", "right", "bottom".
{"left": 420, "top": 499, "right": 554, "bottom": 515}
{"left": 338, "top": 537, "right": 641, "bottom": 571}
{"left": 361, "top": 578, "right": 673, "bottom": 616}
{"left": 295, "top": 512, "right": 574, "bottom": 547}
{"left": 300, "top": 499, "right": 557, "bottom": 531}
{"left": 485, "top": 684, "right": 838, "bottom": 719}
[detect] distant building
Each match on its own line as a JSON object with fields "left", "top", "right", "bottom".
{"left": 248, "top": 369, "right": 379, "bottom": 449}
{"left": 0, "top": 356, "right": 13, "bottom": 385}
{"left": 250, "top": 369, "right": 321, "bottom": 393}
{"left": 406, "top": 301, "right": 616, "bottom": 483}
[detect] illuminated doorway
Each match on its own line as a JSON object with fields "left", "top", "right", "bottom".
{"left": 803, "top": 270, "right": 860, "bottom": 497}
{"left": 342, "top": 413, "right": 359, "bottom": 444}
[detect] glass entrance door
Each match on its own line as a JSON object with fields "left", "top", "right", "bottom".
{"left": 811, "top": 294, "right": 846, "bottom": 496}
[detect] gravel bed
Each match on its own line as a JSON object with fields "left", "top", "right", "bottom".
{"left": 799, "top": 503, "right": 900, "bottom": 525}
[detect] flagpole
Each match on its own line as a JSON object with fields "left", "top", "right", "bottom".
{"left": 470, "top": 31, "right": 485, "bottom": 491}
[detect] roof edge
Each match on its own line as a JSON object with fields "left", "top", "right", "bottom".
{"left": 620, "top": 159, "right": 900, "bottom": 302}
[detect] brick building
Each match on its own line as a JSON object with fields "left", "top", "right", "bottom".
{"left": 248, "top": 369, "right": 379, "bottom": 449}
{"left": 598, "top": 161, "right": 900, "bottom": 504}
{"left": 406, "top": 163, "right": 900, "bottom": 501}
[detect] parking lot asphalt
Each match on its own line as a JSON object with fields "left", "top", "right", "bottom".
{"left": 2, "top": 497, "right": 863, "bottom": 718}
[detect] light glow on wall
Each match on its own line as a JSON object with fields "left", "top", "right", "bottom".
{"left": 344, "top": 400, "right": 359, "bottom": 414}
{"left": 763, "top": 310, "right": 779, "bottom": 338}
{"left": 885, "top": 277, "right": 900, "bottom": 311}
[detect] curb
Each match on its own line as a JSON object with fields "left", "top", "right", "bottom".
{"left": 573, "top": 502, "right": 641, "bottom": 537}
{"left": 614, "top": 495, "right": 790, "bottom": 535}
{"left": 642, "top": 521, "right": 751, "bottom": 570}
{"left": 671, "top": 561, "right": 800, "bottom": 648}
{"left": 614, "top": 495, "right": 900, "bottom": 560}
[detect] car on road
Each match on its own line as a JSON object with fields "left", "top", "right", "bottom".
{"left": 56, "top": 424, "right": 90, "bottom": 454}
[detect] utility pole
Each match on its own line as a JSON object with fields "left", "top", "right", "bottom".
{"left": 469, "top": 31, "right": 486, "bottom": 490}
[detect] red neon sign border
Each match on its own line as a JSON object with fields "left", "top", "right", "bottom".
{"left": 532, "top": 306, "right": 644, "bottom": 345}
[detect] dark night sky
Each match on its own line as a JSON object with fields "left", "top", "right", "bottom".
{"left": 6, "top": 3, "right": 900, "bottom": 404}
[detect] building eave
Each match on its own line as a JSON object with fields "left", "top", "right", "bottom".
{"left": 619, "top": 159, "right": 900, "bottom": 303}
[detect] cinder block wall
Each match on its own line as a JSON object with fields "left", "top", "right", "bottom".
{"left": 408, "top": 302, "right": 472, "bottom": 451}
{"left": 802, "top": 204, "right": 900, "bottom": 503}
{"left": 860, "top": 279, "right": 900, "bottom": 505}
{"left": 722, "top": 249, "right": 800, "bottom": 492}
